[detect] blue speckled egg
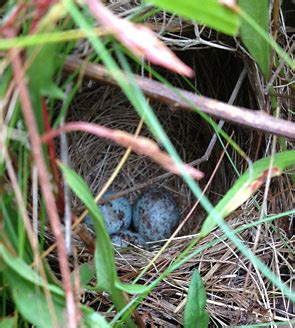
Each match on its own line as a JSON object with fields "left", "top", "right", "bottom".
{"left": 111, "top": 229, "right": 146, "bottom": 248}
{"left": 84, "top": 191, "right": 132, "bottom": 235}
{"left": 132, "top": 188, "right": 180, "bottom": 242}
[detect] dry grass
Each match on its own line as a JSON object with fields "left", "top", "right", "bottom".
{"left": 51, "top": 1, "right": 295, "bottom": 326}
{"left": 61, "top": 77, "right": 294, "bottom": 326}
{"left": 73, "top": 205, "right": 293, "bottom": 327}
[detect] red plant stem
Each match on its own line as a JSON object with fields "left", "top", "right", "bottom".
{"left": 30, "top": 0, "right": 57, "bottom": 33}
{"left": 7, "top": 32, "right": 78, "bottom": 327}
{"left": 42, "top": 98, "right": 65, "bottom": 215}
{"left": 41, "top": 121, "right": 204, "bottom": 180}
{"left": 0, "top": 4, "right": 25, "bottom": 31}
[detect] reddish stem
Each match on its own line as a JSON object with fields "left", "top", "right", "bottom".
{"left": 7, "top": 28, "right": 79, "bottom": 328}
{"left": 41, "top": 121, "right": 204, "bottom": 180}
{"left": 42, "top": 98, "right": 65, "bottom": 215}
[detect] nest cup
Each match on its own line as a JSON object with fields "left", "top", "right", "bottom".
{"left": 62, "top": 10, "right": 294, "bottom": 323}
{"left": 67, "top": 82, "right": 219, "bottom": 234}
{"left": 62, "top": 38, "right": 269, "bottom": 327}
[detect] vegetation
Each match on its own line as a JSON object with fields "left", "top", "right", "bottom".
{"left": 0, "top": 0, "right": 294, "bottom": 327}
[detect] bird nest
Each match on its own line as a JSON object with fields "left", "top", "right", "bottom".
{"left": 67, "top": 81, "right": 218, "bottom": 232}
{"left": 60, "top": 2, "right": 294, "bottom": 325}
{"left": 63, "top": 79, "right": 293, "bottom": 327}
{"left": 74, "top": 201, "right": 293, "bottom": 327}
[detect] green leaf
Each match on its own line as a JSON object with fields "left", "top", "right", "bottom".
{"left": 0, "top": 317, "right": 16, "bottom": 328}
{"left": 59, "top": 163, "right": 136, "bottom": 327}
{"left": 28, "top": 44, "right": 62, "bottom": 99}
{"left": 0, "top": 244, "right": 63, "bottom": 296}
{"left": 198, "top": 313, "right": 210, "bottom": 328}
{"left": 75, "top": 261, "right": 96, "bottom": 287}
{"left": 1, "top": 245, "right": 66, "bottom": 328}
{"left": 42, "top": 83, "right": 65, "bottom": 100}
{"left": 184, "top": 270, "right": 209, "bottom": 328}
{"left": 27, "top": 43, "right": 63, "bottom": 133}
{"left": 1, "top": 244, "right": 118, "bottom": 327}
{"left": 82, "top": 306, "right": 112, "bottom": 327}
{"left": 146, "top": 0, "right": 239, "bottom": 36}
{"left": 115, "top": 279, "right": 151, "bottom": 294}
{"left": 238, "top": 0, "right": 270, "bottom": 78}
{"left": 201, "top": 150, "right": 295, "bottom": 237}
{"left": 5, "top": 269, "right": 66, "bottom": 328}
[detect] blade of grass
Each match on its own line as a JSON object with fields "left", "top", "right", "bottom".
{"left": 63, "top": 0, "right": 295, "bottom": 310}
{"left": 145, "top": 0, "right": 239, "bottom": 36}
{"left": 0, "top": 27, "right": 109, "bottom": 50}
{"left": 237, "top": 6, "right": 295, "bottom": 71}
{"left": 59, "top": 162, "right": 137, "bottom": 327}
{"left": 201, "top": 150, "right": 295, "bottom": 237}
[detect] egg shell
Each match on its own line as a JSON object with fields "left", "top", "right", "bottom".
{"left": 132, "top": 188, "right": 180, "bottom": 241}
{"left": 84, "top": 191, "right": 132, "bottom": 235}
{"left": 111, "top": 230, "right": 146, "bottom": 248}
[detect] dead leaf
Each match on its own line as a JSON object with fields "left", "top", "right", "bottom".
{"left": 85, "top": 0, "right": 194, "bottom": 77}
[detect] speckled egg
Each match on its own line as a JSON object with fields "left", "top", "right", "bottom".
{"left": 111, "top": 230, "right": 146, "bottom": 248}
{"left": 132, "top": 188, "right": 180, "bottom": 241}
{"left": 84, "top": 191, "right": 132, "bottom": 235}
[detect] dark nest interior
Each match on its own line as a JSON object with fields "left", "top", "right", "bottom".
{"left": 54, "top": 4, "right": 294, "bottom": 327}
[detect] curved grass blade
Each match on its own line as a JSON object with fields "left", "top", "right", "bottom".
{"left": 115, "top": 280, "right": 150, "bottom": 295}
{"left": 59, "top": 163, "right": 136, "bottom": 327}
{"left": 58, "top": 163, "right": 117, "bottom": 289}
{"left": 201, "top": 150, "right": 295, "bottom": 237}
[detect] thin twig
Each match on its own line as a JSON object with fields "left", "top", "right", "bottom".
{"left": 64, "top": 57, "right": 295, "bottom": 139}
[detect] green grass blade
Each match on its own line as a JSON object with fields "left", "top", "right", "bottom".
{"left": 145, "top": 0, "right": 239, "bottom": 35}
{"left": 115, "top": 280, "right": 150, "bottom": 295}
{"left": 238, "top": 0, "right": 270, "bottom": 79}
{"left": 58, "top": 163, "right": 116, "bottom": 290}
{"left": 201, "top": 150, "right": 295, "bottom": 237}
{"left": 238, "top": 7, "right": 295, "bottom": 71}
{"left": 59, "top": 163, "right": 136, "bottom": 327}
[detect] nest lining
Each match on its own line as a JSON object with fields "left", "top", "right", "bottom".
{"left": 64, "top": 77, "right": 294, "bottom": 326}
{"left": 67, "top": 82, "right": 215, "bottom": 230}
{"left": 76, "top": 208, "right": 293, "bottom": 327}
{"left": 59, "top": 2, "right": 295, "bottom": 325}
